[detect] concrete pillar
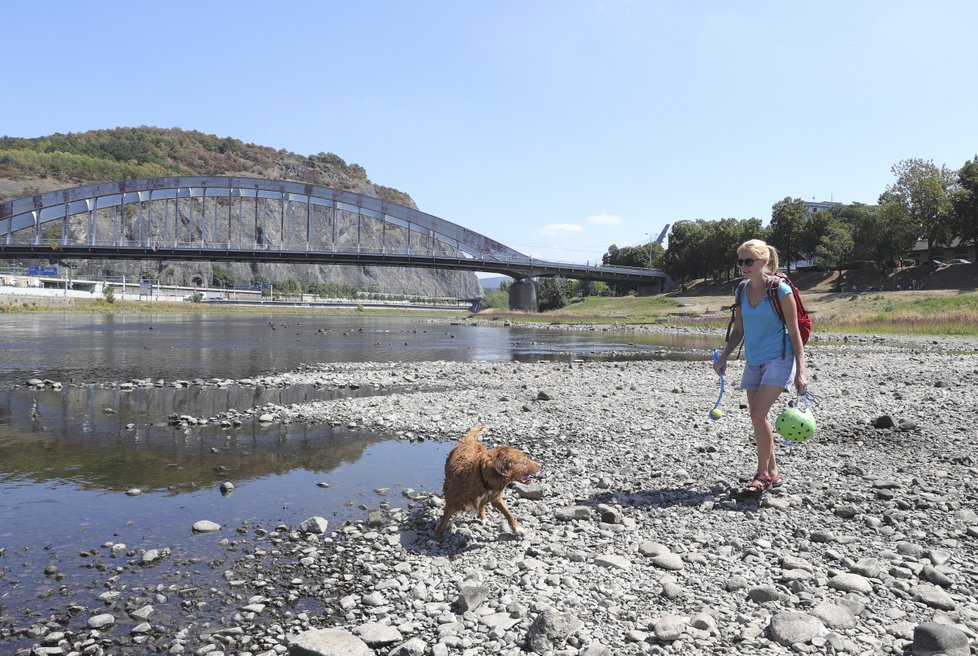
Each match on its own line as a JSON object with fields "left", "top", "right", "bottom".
{"left": 508, "top": 278, "right": 538, "bottom": 312}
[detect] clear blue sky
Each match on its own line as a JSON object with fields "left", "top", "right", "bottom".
{"left": 3, "top": 1, "right": 977, "bottom": 269}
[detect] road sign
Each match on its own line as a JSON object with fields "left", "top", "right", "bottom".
{"left": 28, "top": 266, "right": 58, "bottom": 276}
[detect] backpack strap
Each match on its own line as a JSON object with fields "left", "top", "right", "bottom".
{"left": 767, "top": 274, "right": 788, "bottom": 359}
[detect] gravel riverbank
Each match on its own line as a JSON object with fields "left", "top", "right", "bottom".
{"left": 6, "top": 336, "right": 978, "bottom": 656}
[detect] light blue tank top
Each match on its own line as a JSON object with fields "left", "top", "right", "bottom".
{"left": 740, "top": 280, "right": 793, "bottom": 366}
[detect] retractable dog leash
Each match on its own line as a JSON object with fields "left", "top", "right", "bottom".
{"left": 709, "top": 348, "right": 725, "bottom": 420}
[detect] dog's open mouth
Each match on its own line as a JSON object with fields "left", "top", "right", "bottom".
{"left": 518, "top": 475, "right": 533, "bottom": 485}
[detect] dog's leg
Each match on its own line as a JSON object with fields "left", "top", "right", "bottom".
{"left": 478, "top": 496, "right": 491, "bottom": 527}
{"left": 490, "top": 496, "right": 525, "bottom": 537}
{"left": 434, "top": 509, "right": 454, "bottom": 542}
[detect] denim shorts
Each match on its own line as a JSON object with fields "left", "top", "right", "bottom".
{"left": 740, "top": 356, "right": 796, "bottom": 391}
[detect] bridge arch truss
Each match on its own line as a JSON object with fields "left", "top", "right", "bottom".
{"left": 0, "top": 176, "right": 666, "bottom": 284}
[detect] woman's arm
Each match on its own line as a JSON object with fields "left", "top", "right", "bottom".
{"left": 715, "top": 305, "right": 744, "bottom": 374}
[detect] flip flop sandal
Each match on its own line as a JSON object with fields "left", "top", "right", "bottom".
{"left": 763, "top": 475, "right": 784, "bottom": 488}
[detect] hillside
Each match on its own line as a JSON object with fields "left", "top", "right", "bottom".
{"left": 0, "top": 128, "right": 480, "bottom": 297}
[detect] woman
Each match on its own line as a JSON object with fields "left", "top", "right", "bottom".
{"left": 714, "top": 239, "right": 808, "bottom": 493}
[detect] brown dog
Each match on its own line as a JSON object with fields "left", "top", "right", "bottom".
{"left": 434, "top": 425, "right": 541, "bottom": 541}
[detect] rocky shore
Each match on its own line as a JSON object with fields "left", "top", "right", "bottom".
{"left": 5, "top": 336, "right": 978, "bottom": 656}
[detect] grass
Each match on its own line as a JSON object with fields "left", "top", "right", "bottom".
{"left": 478, "top": 295, "right": 681, "bottom": 324}
{"left": 815, "top": 293, "right": 978, "bottom": 336}
{"left": 477, "top": 290, "right": 978, "bottom": 337}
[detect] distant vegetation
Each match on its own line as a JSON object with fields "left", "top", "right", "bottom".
{"left": 0, "top": 127, "right": 413, "bottom": 206}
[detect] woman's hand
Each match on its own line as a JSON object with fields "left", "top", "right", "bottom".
{"left": 794, "top": 369, "right": 808, "bottom": 395}
{"left": 713, "top": 355, "right": 727, "bottom": 376}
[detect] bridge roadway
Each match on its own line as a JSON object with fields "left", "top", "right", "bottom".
{"left": 0, "top": 176, "right": 667, "bottom": 289}
{"left": 0, "top": 243, "right": 661, "bottom": 285}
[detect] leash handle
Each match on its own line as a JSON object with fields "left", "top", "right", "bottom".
{"left": 711, "top": 348, "right": 725, "bottom": 414}
{"left": 795, "top": 389, "right": 816, "bottom": 412}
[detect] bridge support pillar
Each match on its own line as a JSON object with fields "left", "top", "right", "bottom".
{"left": 508, "top": 278, "right": 538, "bottom": 312}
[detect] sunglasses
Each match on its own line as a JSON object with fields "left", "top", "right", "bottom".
{"left": 736, "top": 258, "right": 756, "bottom": 266}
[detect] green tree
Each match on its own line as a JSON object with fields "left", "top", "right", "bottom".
{"left": 273, "top": 277, "right": 302, "bottom": 296}
{"left": 481, "top": 288, "right": 510, "bottom": 309}
{"left": 211, "top": 263, "right": 235, "bottom": 288}
{"left": 814, "top": 221, "right": 855, "bottom": 276}
{"left": 951, "top": 156, "right": 978, "bottom": 259}
{"left": 661, "top": 220, "right": 708, "bottom": 288}
{"left": 536, "top": 276, "right": 574, "bottom": 311}
{"left": 875, "top": 193, "right": 920, "bottom": 266}
{"left": 883, "top": 158, "right": 956, "bottom": 261}
{"left": 102, "top": 284, "right": 115, "bottom": 304}
{"left": 769, "top": 197, "right": 807, "bottom": 272}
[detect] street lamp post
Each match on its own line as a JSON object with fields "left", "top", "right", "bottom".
{"left": 644, "top": 233, "right": 653, "bottom": 268}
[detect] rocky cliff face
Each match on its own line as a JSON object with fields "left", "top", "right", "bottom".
{"left": 0, "top": 130, "right": 483, "bottom": 297}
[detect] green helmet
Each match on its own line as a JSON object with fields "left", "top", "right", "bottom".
{"left": 775, "top": 405, "right": 816, "bottom": 444}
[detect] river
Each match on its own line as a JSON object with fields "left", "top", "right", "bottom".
{"left": 0, "top": 312, "right": 715, "bottom": 644}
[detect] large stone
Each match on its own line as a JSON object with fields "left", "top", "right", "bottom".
{"left": 653, "top": 615, "right": 688, "bottom": 641}
{"left": 555, "top": 505, "right": 592, "bottom": 521}
{"left": 456, "top": 583, "right": 490, "bottom": 612}
{"left": 828, "top": 573, "right": 873, "bottom": 594}
{"left": 811, "top": 602, "right": 856, "bottom": 629}
{"left": 525, "top": 610, "right": 584, "bottom": 653}
{"left": 911, "top": 622, "right": 970, "bottom": 656}
{"left": 288, "top": 627, "right": 371, "bottom": 656}
{"left": 768, "top": 612, "right": 828, "bottom": 646}
{"left": 353, "top": 622, "right": 402, "bottom": 646}
{"left": 748, "top": 585, "right": 780, "bottom": 604}
{"left": 388, "top": 638, "right": 427, "bottom": 656}
{"left": 594, "top": 554, "right": 631, "bottom": 570}
{"left": 651, "top": 553, "right": 684, "bottom": 571}
{"left": 300, "top": 516, "right": 329, "bottom": 534}
{"left": 192, "top": 520, "right": 221, "bottom": 533}
{"left": 912, "top": 584, "right": 956, "bottom": 610}
{"left": 87, "top": 613, "right": 115, "bottom": 629}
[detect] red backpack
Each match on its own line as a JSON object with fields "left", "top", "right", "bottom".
{"left": 727, "top": 273, "right": 812, "bottom": 356}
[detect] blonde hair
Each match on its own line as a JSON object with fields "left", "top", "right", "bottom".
{"left": 739, "top": 239, "right": 779, "bottom": 275}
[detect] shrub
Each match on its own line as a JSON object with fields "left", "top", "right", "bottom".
{"left": 102, "top": 284, "right": 115, "bottom": 304}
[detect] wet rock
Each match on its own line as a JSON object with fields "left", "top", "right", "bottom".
{"left": 192, "top": 520, "right": 221, "bottom": 533}
{"left": 299, "top": 516, "right": 329, "bottom": 534}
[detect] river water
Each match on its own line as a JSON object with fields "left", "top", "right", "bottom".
{"left": 0, "top": 313, "right": 715, "bottom": 639}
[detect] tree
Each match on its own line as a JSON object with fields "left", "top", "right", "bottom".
{"left": 602, "top": 243, "right": 662, "bottom": 294}
{"left": 883, "top": 158, "right": 956, "bottom": 261}
{"left": 536, "top": 276, "right": 574, "bottom": 311}
{"left": 951, "top": 156, "right": 978, "bottom": 259}
{"left": 211, "top": 263, "right": 235, "bottom": 288}
{"left": 661, "top": 220, "right": 708, "bottom": 288}
{"left": 874, "top": 194, "right": 920, "bottom": 267}
{"left": 102, "top": 284, "right": 115, "bottom": 304}
{"left": 769, "top": 198, "right": 808, "bottom": 272}
{"left": 814, "top": 221, "right": 855, "bottom": 276}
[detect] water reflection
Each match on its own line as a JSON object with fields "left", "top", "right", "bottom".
{"left": 0, "top": 313, "right": 717, "bottom": 386}
{"left": 0, "top": 383, "right": 391, "bottom": 492}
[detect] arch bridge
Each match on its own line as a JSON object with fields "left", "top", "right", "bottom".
{"left": 0, "top": 176, "right": 667, "bottom": 305}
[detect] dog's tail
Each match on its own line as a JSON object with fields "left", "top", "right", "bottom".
{"left": 459, "top": 425, "right": 484, "bottom": 443}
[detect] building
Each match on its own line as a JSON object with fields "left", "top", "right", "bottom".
{"left": 803, "top": 200, "right": 841, "bottom": 218}
{"left": 907, "top": 238, "right": 976, "bottom": 264}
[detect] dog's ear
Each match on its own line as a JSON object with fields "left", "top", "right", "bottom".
{"left": 490, "top": 452, "right": 513, "bottom": 478}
